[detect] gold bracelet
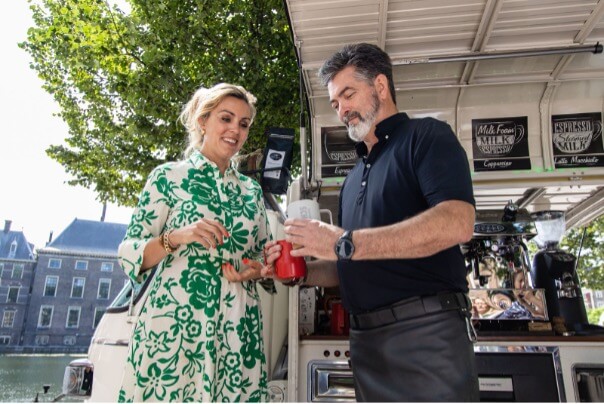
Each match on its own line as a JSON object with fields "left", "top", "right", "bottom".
{"left": 162, "top": 230, "right": 178, "bottom": 254}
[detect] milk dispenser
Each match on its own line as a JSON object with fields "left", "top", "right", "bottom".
{"left": 530, "top": 210, "right": 588, "bottom": 330}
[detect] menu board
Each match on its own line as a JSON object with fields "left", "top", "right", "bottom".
{"left": 552, "top": 112, "right": 603, "bottom": 168}
{"left": 321, "top": 126, "right": 358, "bottom": 178}
{"left": 472, "top": 116, "right": 531, "bottom": 172}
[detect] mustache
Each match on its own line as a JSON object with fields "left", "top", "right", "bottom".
{"left": 343, "top": 111, "right": 362, "bottom": 126}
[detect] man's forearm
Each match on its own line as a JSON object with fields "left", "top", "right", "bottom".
{"left": 352, "top": 200, "right": 475, "bottom": 261}
{"left": 305, "top": 260, "right": 339, "bottom": 287}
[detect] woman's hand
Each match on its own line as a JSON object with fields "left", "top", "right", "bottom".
{"left": 220, "top": 251, "right": 275, "bottom": 283}
{"left": 169, "top": 218, "right": 229, "bottom": 249}
{"left": 220, "top": 240, "right": 286, "bottom": 283}
{"left": 222, "top": 260, "right": 262, "bottom": 282}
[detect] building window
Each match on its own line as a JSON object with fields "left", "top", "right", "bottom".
{"left": 12, "top": 264, "right": 24, "bottom": 279}
{"left": 98, "top": 279, "right": 111, "bottom": 300}
{"left": 2, "top": 311, "right": 16, "bottom": 328}
{"left": 7, "top": 287, "right": 19, "bottom": 303}
{"left": 71, "top": 277, "right": 85, "bottom": 299}
{"left": 66, "top": 307, "right": 81, "bottom": 328}
{"left": 1, "top": 264, "right": 8, "bottom": 278}
{"left": 0, "top": 336, "right": 10, "bottom": 345}
{"left": 35, "top": 335, "right": 49, "bottom": 345}
{"left": 63, "top": 335, "right": 77, "bottom": 345}
{"left": 597, "top": 291, "right": 603, "bottom": 299}
{"left": 38, "top": 306, "right": 54, "bottom": 328}
{"left": 100, "top": 262, "right": 114, "bottom": 272}
{"left": 9, "top": 241, "right": 17, "bottom": 258}
{"left": 48, "top": 259, "right": 61, "bottom": 269}
{"left": 93, "top": 307, "right": 105, "bottom": 328}
{"left": 74, "top": 260, "right": 88, "bottom": 271}
{"left": 44, "top": 276, "right": 59, "bottom": 297}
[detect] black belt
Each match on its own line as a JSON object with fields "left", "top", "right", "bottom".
{"left": 350, "top": 292, "right": 471, "bottom": 330}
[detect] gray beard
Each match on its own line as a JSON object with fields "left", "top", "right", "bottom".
{"left": 346, "top": 92, "right": 380, "bottom": 142}
{"left": 348, "top": 117, "right": 373, "bottom": 142}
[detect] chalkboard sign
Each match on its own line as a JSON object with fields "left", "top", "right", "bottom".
{"left": 472, "top": 116, "right": 531, "bottom": 172}
{"left": 552, "top": 112, "right": 603, "bottom": 168}
{"left": 321, "top": 126, "right": 358, "bottom": 178}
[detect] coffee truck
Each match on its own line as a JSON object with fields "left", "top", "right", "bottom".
{"left": 61, "top": 0, "right": 604, "bottom": 402}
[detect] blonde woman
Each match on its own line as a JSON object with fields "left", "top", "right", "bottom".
{"left": 118, "top": 83, "right": 280, "bottom": 402}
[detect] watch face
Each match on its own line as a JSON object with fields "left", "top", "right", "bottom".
{"left": 337, "top": 238, "right": 353, "bottom": 259}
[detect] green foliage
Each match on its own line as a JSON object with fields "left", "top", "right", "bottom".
{"left": 20, "top": 0, "right": 299, "bottom": 206}
{"left": 562, "top": 215, "right": 604, "bottom": 291}
{"left": 587, "top": 306, "right": 604, "bottom": 325}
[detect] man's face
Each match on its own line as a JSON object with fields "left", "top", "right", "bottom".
{"left": 474, "top": 298, "right": 489, "bottom": 314}
{"left": 328, "top": 66, "right": 381, "bottom": 142}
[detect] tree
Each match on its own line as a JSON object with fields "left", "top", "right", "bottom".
{"left": 21, "top": 0, "right": 299, "bottom": 206}
{"left": 561, "top": 215, "right": 604, "bottom": 291}
{"left": 587, "top": 306, "right": 604, "bottom": 325}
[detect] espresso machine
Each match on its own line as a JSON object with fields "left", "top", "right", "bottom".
{"left": 463, "top": 202, "right": 549, "bottom": 333}
{"left": 530, "top": 210, "right": 588, "bottom": 331}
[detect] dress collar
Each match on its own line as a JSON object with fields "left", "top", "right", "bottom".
{"left": 189, "top": 149, "right": 236, "bottom": 176}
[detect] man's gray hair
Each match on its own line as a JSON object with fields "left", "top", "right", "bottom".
{"left": 318, "top": 43, "right": 396, "bottom": 105}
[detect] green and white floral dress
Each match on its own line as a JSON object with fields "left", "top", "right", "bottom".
{"left": 117, "top": 150, "right": 272, "bottom": 402}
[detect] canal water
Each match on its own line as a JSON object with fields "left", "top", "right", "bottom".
{"left": 0, "top": 354, "right": 85, "bottom": 403}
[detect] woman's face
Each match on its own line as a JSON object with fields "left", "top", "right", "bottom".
{"left": 199, "top": 96, "right": 252, "bottom": 170}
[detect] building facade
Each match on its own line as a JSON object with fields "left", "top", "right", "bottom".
{"left": 0, "top": 220, "right": 36, "bottom": 348}
{"left": 584, "top": 289, "right": 604, "bottom": 310}
{"left": 22, "top": 219, "right": 128, "bottom": 352}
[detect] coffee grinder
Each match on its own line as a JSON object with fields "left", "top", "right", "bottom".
{"left": 530, "top": 210, "right": 588, "bottom": 330}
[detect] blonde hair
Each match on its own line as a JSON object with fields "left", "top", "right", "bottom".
{"left": 179, "top": 83, "right": 257, "bottom": 157}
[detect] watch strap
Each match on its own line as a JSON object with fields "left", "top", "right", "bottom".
{"left": 335, "top": 230, "right": 355, "bottom": 261}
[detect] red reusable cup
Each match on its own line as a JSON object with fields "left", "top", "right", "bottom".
{"left": 275, "top": 240, "right": 307, "bottom": 282}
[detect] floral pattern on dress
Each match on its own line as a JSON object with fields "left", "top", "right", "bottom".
{"left": 117, "top": 150, "right": 272, "bottom": 402}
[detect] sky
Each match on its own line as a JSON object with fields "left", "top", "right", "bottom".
{"left": 0, "top": 1, "right": 134, "bottom": 250}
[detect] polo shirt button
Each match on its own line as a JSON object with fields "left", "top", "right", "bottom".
{"left": 361, "top": 181, "right": 366, "bottom": 186}
{"left": 366, "top": 163, "right": 371, "bottom": 168}
{"left": 385, "top": 135, "right": 389, "bottom": 140}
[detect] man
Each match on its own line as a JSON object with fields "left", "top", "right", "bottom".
{"left": 281, "top": 43, "right": 479, "bottom": 401}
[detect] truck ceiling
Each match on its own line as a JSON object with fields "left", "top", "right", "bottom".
{"left": 284, "top": 0, "right": 604, "bottom": 229}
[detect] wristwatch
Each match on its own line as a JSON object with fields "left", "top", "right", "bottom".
{"left": 335, "top": 230, "right": 355, "bottom": 261}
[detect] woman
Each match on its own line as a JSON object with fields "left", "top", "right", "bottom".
{"left": 117, "top": 83, "right": 279, "bottom": 402}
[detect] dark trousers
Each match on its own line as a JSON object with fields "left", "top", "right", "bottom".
{"left": 350, "top": 307, "right": 479, "bottom": 402}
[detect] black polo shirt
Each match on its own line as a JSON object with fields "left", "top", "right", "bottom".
{"left": 337, "top": 112, "right": 475, "bottom": 314}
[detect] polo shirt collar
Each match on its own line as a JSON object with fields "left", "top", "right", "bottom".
{"left": 354, "top": 112, "right": 409, "bottom": 158}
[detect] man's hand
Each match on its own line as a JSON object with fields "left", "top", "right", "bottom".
{"left": 284, "top": 218, "right": 344, "bottom": 261}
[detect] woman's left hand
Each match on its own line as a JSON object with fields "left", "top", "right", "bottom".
{"left": 221, "top": 241, "right": 283, "bottom": 283}
{"left": 221, "top": 258, "right": 271, "bottom": 283}
{"left": 221, "top": 261, "right": 259, "bottom": 282}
